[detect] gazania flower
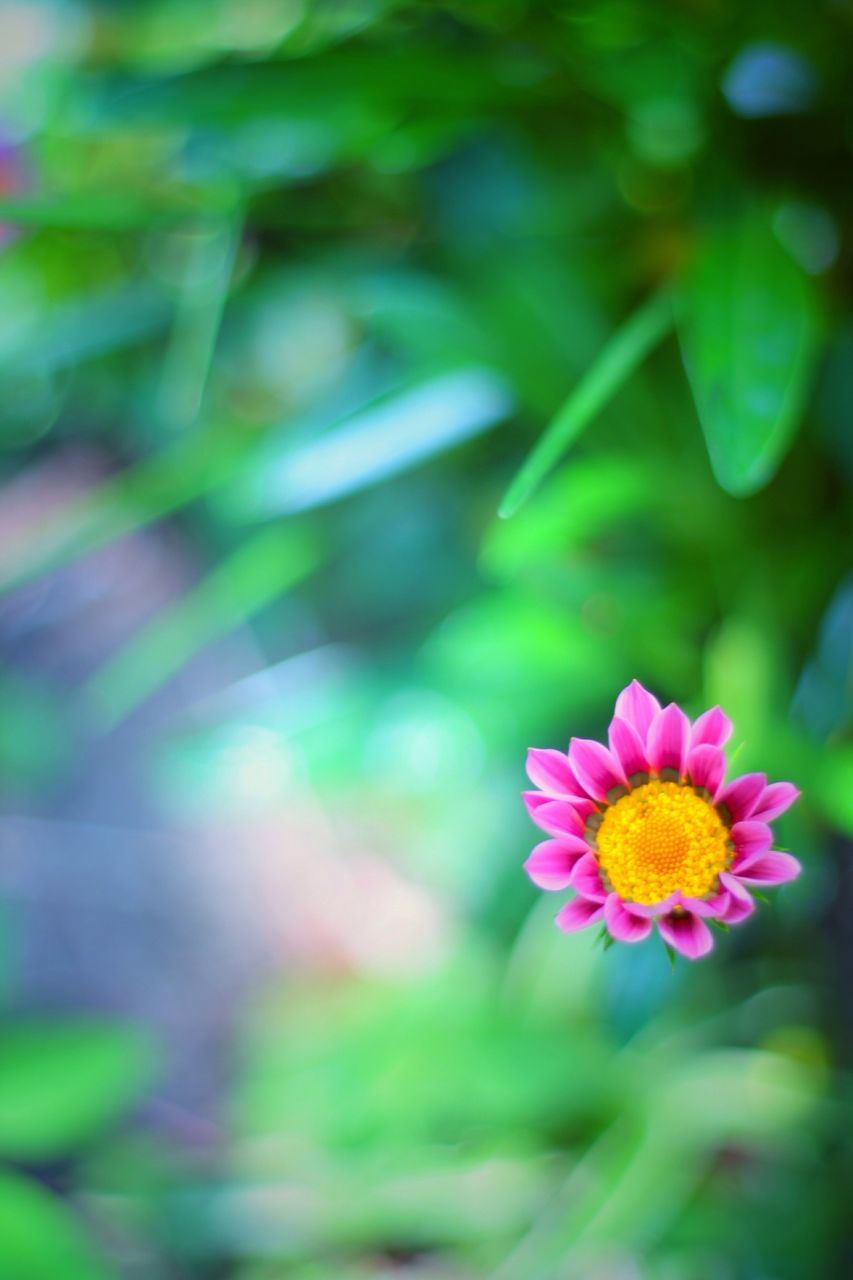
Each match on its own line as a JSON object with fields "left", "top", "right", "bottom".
{"left": 523, "top": 680, "right": 800, "bottom": 959}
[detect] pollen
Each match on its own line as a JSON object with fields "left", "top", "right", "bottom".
{"left": 595, "top": 779, "right": 731, "bottom": 906}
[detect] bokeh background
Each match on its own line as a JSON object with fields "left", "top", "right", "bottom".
{"left": 0, "top": 2, "right": 850, "bottom": 1277}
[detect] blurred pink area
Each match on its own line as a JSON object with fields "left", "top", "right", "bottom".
{"left": 0, "top": 451, "right": 449, "bottom": 1115}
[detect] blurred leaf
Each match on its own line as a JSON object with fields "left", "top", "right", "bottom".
{"left": 503, "top": 897, "right": 605, "bottom": 1023}
{"left": 792, "top": 575, "right": 853, "bottom": 740}
{"left": 207, "top": 1152, "right": 552, "bottom": 1260}
{"left": 482, "top": 455, "right": 654, "bottom": 579}
{"left": 0, "top": 1022, "right": 152, "bottom": 1160}
{"left": 8, "top": 284, "right": 172, "bottom": 378}
{"left": 346, "top": 269, "right": 490, "bottom": 370}
{"left": 0, "top": 281, "right": 174, "bottom": 450}
{"left": 0, "top": 673, "right": 67, "bottom": 789}
{"left": 0, "top": 191, "right": 236, "bottom": 231}
{"left": 677, "top": 210, "right": 821, "bottom": 496}
{"left": 461, "top": 243, "right": 612, "bottom": 419}
{"left": 0, "top": 1171, "right": 115, "bottom": 1280}
{"left": 154, "top": 216, "right": 243, "bottom": 431}
{"left": 423, "top": 588, "right": 624, "bottom": 738}
{"left": 495, "top": 1049, "right": 821, "bottom": 1277}
{"left": 810, "top": 744, "right": 853, "bottom": 835}
{"left": 0, "top": 429, "right": 248, "bottom": 595}
{"left": 235, "top": 954, "right": 616, "bottom": 1159}
{"left": 703, "top": 616, "right": 784, "bottom": 763}
{"left": 499, "top": 289, "right": 673, "bottom": 517}
{"left": 85, "top": 525, "right": 320, "bottom": 726}
{"left": 81, "top": 49, "right": 521, "bottom": 132}
{"left": 224, "top": 367, "right": 514, "bottom": 517}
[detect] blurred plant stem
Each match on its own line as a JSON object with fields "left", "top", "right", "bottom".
{"left": 155, "top": 213, "right": 244, "bottom": 432}
{"left": 499, "top": 288, "right": 674, "bottom": 518}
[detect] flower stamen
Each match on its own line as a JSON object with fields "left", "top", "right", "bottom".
{"left": 595, "top": 779, "right": 731, "bottom": 905}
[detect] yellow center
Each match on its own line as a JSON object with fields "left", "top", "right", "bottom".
{"left": 595, "top": 779, "right": 731, "bottom": 905}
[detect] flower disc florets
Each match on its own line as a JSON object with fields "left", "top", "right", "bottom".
{"left": 595, "top": 780, "right": 731, "bottom": 904}
{"left": 523, "top": 680, "right": 801, "bottom": 960}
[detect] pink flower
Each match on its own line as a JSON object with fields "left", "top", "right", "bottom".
{"left": 523, "top": 680, "right": 801, "bottom": 960}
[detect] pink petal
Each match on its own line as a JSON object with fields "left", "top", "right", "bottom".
{"left": 524, "top": 791, "right": 598, "bottom": 828}
{"left": 526, "top": 798, "right": 587, "bottom": 839}
{"left": 621, "top": 891, "right": 681, "bottom": 919}
{"left": 604, "top": 893, "right": 652, "bottom": 943}
{"left": 716, "top": 893, "right": 754, "bottom": 926}
{"left": 679, "top": 896, "right": 720, "bottom": 918}
{"left": 731, "top": 820, "right": 773, "bottom": 859}
{"left": 568, "top": 738, "right": 627, "bottom": 803}
{"left": 556, "top": 896, "right": 606, "bottom": 933}
{"left": 714, "top": 873, "right": 756, "bottom": 924}
{"left": 614, "top": 679, "right": 661, "bottom": 743}
{"left": 568, "top": 794, "right": 599, "bottom": 822}
{"left": 690, "top": 706, "right": 733, "bottom": 750}
{"left": 752, "top": 781, "right": 801, "bottom": 823}
{"left": 686, "top": 743, "right": 726, "bottom": 795}
{"left": 717, "top": 772, "right": 767, "bottom": 824}
{"left": 730, "top": 851, "right": 801, "bottom": 886}
{"left": 647, "top": 702, "right": 690, "bottom": 776}
{"left": 526, "top": 748, "right": 581, "bottom": 798}
{"left": 608, "top": 715, "right": 649, "bottom": 778}
{"left": 524, "top": 839, "right": 586, "bottom": 890}
{"left": 570, "top": 851, "right": 608, "bottom": 902}
{"left": 658, "top": 911, "right": 714, "bottom": 960}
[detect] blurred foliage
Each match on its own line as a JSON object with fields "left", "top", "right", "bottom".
{"left": 0, "top": 0, "right": 850, "bottom": 1277}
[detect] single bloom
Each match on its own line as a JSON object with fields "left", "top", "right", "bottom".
{"left": 523, "top": 680, "right": 801, "bottom": 959}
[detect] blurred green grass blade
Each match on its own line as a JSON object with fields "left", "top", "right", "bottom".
{"left": 481, "top": 455, "right": 653, "bottom": 579}
{"left": 226, "top": 367, "right": 514, "bottom": 517}
{"left": 495, "top": 1048, "right": 820, "bottom": 1279}
{"left": 0, "top": 189, "right": 237, "bottom": 230}
{"left": 0, "top": 430, "right": 248, "bottom": 596}
{"left": 0, "top": 1022, "right": 152, "bottom": 1160}
{"left": 10, "top": 282, "right": 171, "bottom": 377}
{"left": 2, "top": 364, "right": 509, "bottom": 594}
{"left": 0, "top": 1170, "right": 115, "bottom": 1280}
{"left": 677, "top": 210, "right": 822, "bottom": 496}
{"left": 85, "top": 525, "right": 319, "bottom": 727}
{"left": 498, "top": 288, "right": 672, "bottom": 518}
{"left": 155, "top": 215, "right": 243, "bottom": 431}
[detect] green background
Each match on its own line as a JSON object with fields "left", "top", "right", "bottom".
{"left": 0, "top": 2, "right": 849, "bottom": 1277}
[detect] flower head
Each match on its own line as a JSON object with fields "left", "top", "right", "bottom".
{"left": 523, "top": 680, "right": 800, "bottom": 959}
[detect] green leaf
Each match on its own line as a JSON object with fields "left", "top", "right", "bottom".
{"left": 154, "top": 215, "right": 243, "bottom": 431}
{"left": 224, "top": 367, "right": 514, "bottom": 518}
{"left": 0, "top": 190, "right": 236, "bottom": 231}
{"left": 677, "top": 209, "right": 821, "bottom": 496}
{"left": 0, "top": 1022, "right": 152, "bottom": 1160}
{"left": 0, "top": 282, "right": 171, "bottom": 379}
{"left": 498, "top": 288, "right": 672, "bottom": 518}
{"left": 0, "top": 1170, "right": 115, "bottom": 1280}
